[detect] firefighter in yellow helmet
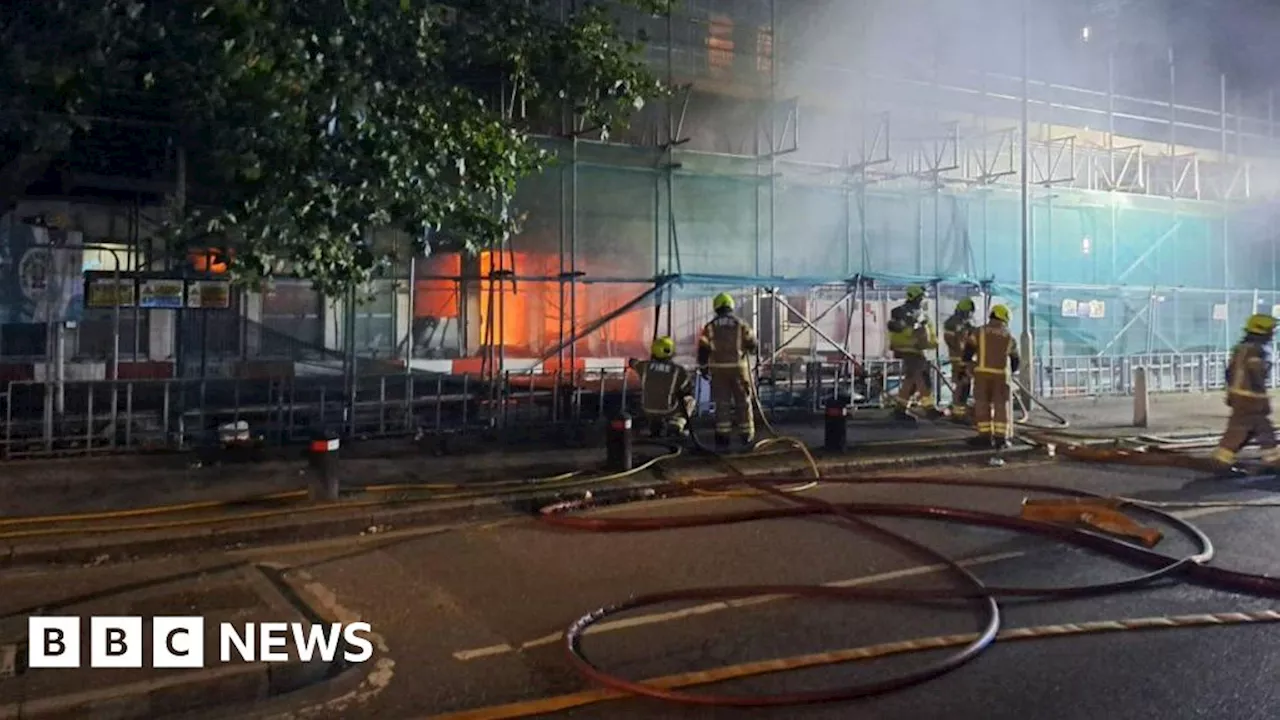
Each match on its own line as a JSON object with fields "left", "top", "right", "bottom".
{"left": 887, "top": 284, "right": 939, "bottom": 419}
{"left": 1210, "top": 313, "right": 1280, "bottom": 470}
{"left": 963, "top": 304, "right": 1020, "bottom": 447}
{"left": 943, "top": 298, "right": 977, "bottom": 421}
{"left": 698, "top": 292, "right": 758, "bottom": 448}
{"left": 629, "top": 336, "right": 697, "bottom": 438}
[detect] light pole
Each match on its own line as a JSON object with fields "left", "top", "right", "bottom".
{"left": 1018, "top": 0, "right": 1034, "bottom": 396}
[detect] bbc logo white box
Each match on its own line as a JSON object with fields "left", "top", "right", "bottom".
{"left": 152, "top": 617, "right": 205, "bottom": 668}
{"left": 91, "top": 617, "right": 143, "bottom": 668}
{"left": 29, "top": 616, "right": 206, "bottom": 669}
{"left": 28, "top": 617, "right": 80, "bottom": 668}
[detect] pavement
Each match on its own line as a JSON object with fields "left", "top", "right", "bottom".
{"left": 0, "top": 391, "right": 1259, "bottom": 719}
{"left": 0, "top": 392, "right": 1224, "bottom": 517}
{"left": 0, "top": 393, "right": 1233, "bottom": 569}
{"left": 0, "top": 558, "right": 346, "bottom": 719}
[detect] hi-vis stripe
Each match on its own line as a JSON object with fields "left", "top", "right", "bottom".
{"left": 974, "top": 328, "right": 1006, "bottom": 375}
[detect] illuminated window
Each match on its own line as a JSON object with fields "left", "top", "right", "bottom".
{"left": 707, "top": 13, "right": 735, "bottom": 77}
{"left": 757, "top": 27, "right": 773, "bottom": 74}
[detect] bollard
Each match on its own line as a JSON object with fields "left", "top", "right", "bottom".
{"left": 308, "top": 432, "right": 341, "bottom": 502}
{"left": 1132, "top": 367, "right": 1149, "bottom": 428}
{"left": 605, "top": 414, "right": 633, "bottom": 472}
{"left": 824, "top": 398, "right": 847, "bottom": 452}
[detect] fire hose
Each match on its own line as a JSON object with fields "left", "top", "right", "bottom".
{"left": 519, "top": 365, "right": 1280, "bottom": 712}
{"left": 533, "top": 471, "right": 1280, "bottom": 711}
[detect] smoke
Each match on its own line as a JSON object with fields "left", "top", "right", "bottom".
{"left": 782, "top": 0, "right": 1278, "bottom": 114}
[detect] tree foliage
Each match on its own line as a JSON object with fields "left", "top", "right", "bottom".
{"left": 1, "top": 0, "right": 664, "bottom": 295}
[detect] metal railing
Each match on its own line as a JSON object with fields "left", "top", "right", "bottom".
{"left": 1033, "top": 352, "right": 1239, "bottom": 399}
{"left": 0, "top": 350, "right": 1252, "bottom": 458}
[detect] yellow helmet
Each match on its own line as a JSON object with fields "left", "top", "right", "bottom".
{"left": 650, "top": 335, "right": 675, "bottom": 360}
{"left": 905, "top": 285, "right": 926, "bottom": 301}
{"left": 989, "top": 304, "right": 1011, "bottom": 323}
{"left": 712, "top": 292, "right": 735, "bottom": 312}
{"left": 1244, "top": 313, "right": 1276, "bottom": 336}
{"left": 956, "top": 298, "right": 975, "bottom": 312}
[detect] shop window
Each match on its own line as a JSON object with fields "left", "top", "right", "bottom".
{"left": 351, "top": 280, "right": 396, "bottom": 355}
{"left": 261, "top": 281, "right": 322, "bottom": 356}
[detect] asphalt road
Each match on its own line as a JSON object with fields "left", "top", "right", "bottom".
{"left": 12, "top": 448, "right": 1280, "bottom": 720}
{"left": 151, "top": 452, "right": 1277, "bottom": 720}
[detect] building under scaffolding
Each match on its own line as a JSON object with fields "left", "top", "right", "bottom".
{"left": 2, "top": 0, "right": 1279, "bottom": 452}
{"left": 410, "top": 0, "right": 1280, "bottom": 379}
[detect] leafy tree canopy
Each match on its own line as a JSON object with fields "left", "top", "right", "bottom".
{"left": 1, "top": 0, "right": 664, "bottom": 295}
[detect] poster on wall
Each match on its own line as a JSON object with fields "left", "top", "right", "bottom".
{"left": 1060, "top": 299, "right": 1078, "bottom": 317}
{"left": 139, "top": 278, "right": 186, "bottom": 309}
{"left": 186, "top": 280, "right": 232, "bottom": 309}
{"left": 1212, "top": 303, "right": 1228, "bottom": 321}
{"left": 1088, "top": 300, "right": 1106, "bottom": 318}
{"left": 0, "top": 214, "right": 85, "bottom": 323}
{"left": 84, "top": 274, "right": 137, "bottom": 308}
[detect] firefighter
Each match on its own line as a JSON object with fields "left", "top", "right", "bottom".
{"left": 1210, "top": 313, "right": 1280, "bottom": 470}
{"left": 963, "top": 304, "right": 1020, "bottom": 447}
{"left": 887, "top": 285, "right": 939, "bottom": 418}
{"left": 628, "top": 336, "right": 697, "bottom": 438}
{"left": 698, "top": 293, "right": 758, "bottom": 448}
{"left": 943, "top": 298, "right": 977, "bottom": 421}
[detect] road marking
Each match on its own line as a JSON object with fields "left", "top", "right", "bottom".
{"left": 454, "top": 644, "right": 517, "bottom": 661}
{"left": 1173, "top": 507, "right": 1225, "bottom": 520}
{"left": 449, "top": 550, "right": 1026, "bottom": 661}
{"left": 426, "top": 608, "right": 1280, "bottom": 720}
{"left": 448, "top": 502, "right": 1254, "bottom": 662}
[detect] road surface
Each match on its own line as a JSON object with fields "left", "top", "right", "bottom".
{"left": 10, "top": 452, "right": 1280, "bottom": 720}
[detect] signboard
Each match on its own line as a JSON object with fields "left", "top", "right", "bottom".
{"left": 1060, "top": 299, "right": 1078, "bottom": 317}
{"left": 84, "top": 275, "right": 137, "bottom": 308}
{"left": 1212, "top": 303, "right": 1228, "bottom": 321}
{"left": 1087, "top": 300, "right": 1106, "bottom": 319}
{"left": 139, "top": 279, "right": 186, "bottom": 309}
{"left": 186, "top": 280, "right": 232, "bottom": 309}
{"left": 0, "top": 215, "right": 84, "bottom": 323}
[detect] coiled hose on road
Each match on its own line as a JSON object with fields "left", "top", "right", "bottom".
{"left": 518, "top": 371, "right": 1280, "bottom": 712}
{"left": 537, "top": 470, "right": 1280, "bottom": 711}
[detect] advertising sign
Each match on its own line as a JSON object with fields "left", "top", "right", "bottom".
{"left": 186, "top": 280, "right": 232, "bottom": 309}
{"left": 83, "top": 274, "right": 137, "bottom": 308}
{"left": 139, "top": 279, "right": 186, "bottom": 309}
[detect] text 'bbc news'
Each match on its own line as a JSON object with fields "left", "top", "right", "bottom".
{"left": 28, "top": 617, "right": 375, "bottom": 669}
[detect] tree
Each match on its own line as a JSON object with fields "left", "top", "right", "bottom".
{"left": 1, "top": 0, "right": 664, "bottom": 296}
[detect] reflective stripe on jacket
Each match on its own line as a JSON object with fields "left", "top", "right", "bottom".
{"left": 699, "top": 314, "right": 757, "bottom": 368}
{"left": 633, "top": 359, "right": 693, "bottom": 414}
{"left": 1226, "top": 341, "right": 1270, "bottom": 413}
{"left": 970, "top": 321, "right": 1018, "bottom": 376}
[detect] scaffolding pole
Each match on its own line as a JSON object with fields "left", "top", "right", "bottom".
{"left": 1018, "top": 0, "right": 1033, "bottom": 395}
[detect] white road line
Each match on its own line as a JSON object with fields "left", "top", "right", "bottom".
{"left": 449, "top": 550, "right": 1026, "bottom": 661}
{"left": 453, "top": 644, "right": 516, "bottom": 661}
{"left": 1171, "top": 506, "right": 1236, "bottom": 520}
{"left": 448, "top": 504, "right": 1258, "bottom": 662}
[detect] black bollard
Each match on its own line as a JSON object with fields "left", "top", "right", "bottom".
{"left": 308, "top": 432, "right": 341, "bottom": 501}
{"left": 605, "top": 414, "right": 634, "bottom": 472}
{"left": 824, "top": 398, "right": 847, "bottom": 452}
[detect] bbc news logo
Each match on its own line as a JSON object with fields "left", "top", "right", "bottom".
{"left": 28, "top": 617, "right": 374, "bottom": 669}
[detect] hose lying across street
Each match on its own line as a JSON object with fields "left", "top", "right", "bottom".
{"left": 535, "top": 472, "right": 1280, "bottom": 712}
{"left": 514, "top": 377, "right": 1280, "bottom": 714}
